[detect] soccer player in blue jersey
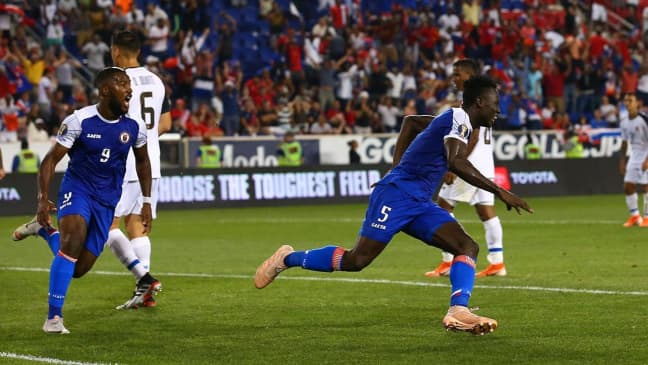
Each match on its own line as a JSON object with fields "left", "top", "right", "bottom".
{"left": 255, "top": 75, "right": 533, "bottom": 335}
{"left": 12, "top": 67, "right": 152, "bottom": 334}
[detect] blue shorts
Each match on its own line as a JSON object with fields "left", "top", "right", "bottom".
{"left": 57, "top": 189, "right": 114, "bottom": 257}
{"left": 359, "top": 183, "right": 456, "bottom": 244}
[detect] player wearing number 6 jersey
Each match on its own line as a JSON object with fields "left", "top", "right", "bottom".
{"left": 254, "top": 76, "right": 533, "bottom": 335}
{"left": 12, "top": 67, "right": 151, "bottom": 333}
{"left": 105, "top": 30, "right": 172, "bottom": 309}
{"left": 426, "top": 59, "right": 506, "bottom": 278}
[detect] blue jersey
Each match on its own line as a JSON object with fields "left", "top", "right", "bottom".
{"left": 56, "top": 105, "right": 147, "bottom": 207}
{"left": 379, "top": 108, "right": 472, "bottom": 200}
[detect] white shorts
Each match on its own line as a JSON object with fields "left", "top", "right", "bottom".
{"left": 114, "top": 179, "right": 159, "bottom": 219}
{"left": 624, "top": 165, "right": 648, "bottom": 184}
{"left": 437, "top": 177, "right": 495, "bottom": 207}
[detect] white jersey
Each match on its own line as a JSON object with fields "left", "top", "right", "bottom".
{"left": 467, "top": 126, "right": 495, "bottom": 178}
{"left": 123, "top": 66, "right": 169, "bottom": 181}
{"left": 620, "top": 114, "right": 648, "bottom": 167}
{"left": 438, "top": 125, "right": 496, "bottom": 205}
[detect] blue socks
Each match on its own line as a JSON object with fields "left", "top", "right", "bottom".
{"left": 39, "top": 227, "right": 60, "bottom": 256}
{"left": 48, "top": 252, "right": 76, "bottom": 319}
{"left": 284, "top": 245, "right": 345, "bottom": 272}
{"left": 449, "top": 255, "right": 476, "bottom": 307}
{"left": 40, "top": 227, "right": 75, "bottom": 319}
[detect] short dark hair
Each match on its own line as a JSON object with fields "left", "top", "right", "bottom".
{"left": 462, "top": 75, "right": 498, "bottom": 107}
{"left": 95, "top": 67, "right": 126, "bottom": 89}
{"left": 453, "top": 58, "right": 480, "bottom": 75}
{"left": 111, "top": 30, "right": 141, "bottom": 55}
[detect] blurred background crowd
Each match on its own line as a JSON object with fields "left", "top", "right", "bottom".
{"left": 1, "top": 0, "right": 647, "bottom": 146}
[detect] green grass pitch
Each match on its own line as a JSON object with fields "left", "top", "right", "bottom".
{"left": 1, "top": 194, "right": 648, "bottom": 365}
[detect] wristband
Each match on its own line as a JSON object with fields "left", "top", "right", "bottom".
{"left": 142, "top": 196, "right": 152, "bottom": 204}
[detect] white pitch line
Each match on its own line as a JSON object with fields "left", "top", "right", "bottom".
{"left": 162, "top": 217, "right": 622, "bottom": 225}
{"left": 2, "top": 266, "right": 647, "bottom": 296}
{"left": 0, "top": 352, "right": 116, "bottom": 365}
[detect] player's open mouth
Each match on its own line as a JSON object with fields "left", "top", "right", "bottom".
{"left": 124, "top": 94, "right": 131, "bottom": 109}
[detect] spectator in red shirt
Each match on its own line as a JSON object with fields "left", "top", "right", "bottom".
{"left": 330, "top": 0, "right": 349, "bottom": 30}
{"left": 478, "top": 20, "right": 497, "bottom": 58}
{"left": 501, "top": 23, "right": 520, "bottom": 53}
{"left": 325, "top": 99, "right": 347, "bottom": 130}
{"left": 588, "top": 28, "right": 608, "bottom": 61}
{"left": 621, "top": 62, "right": 639, "bottom": 94}
{"left": 170, "top": 98, "right": 191, "bottom": 130}
{"left": 186, "top": 102, "right": 212, "bottom": 137}
{"left": 543, "top": 60, "right": 567, "bottom": 113}
{"left": 286, "top": 37, "right": 303, "bottom": 73}
{"left": 416, "top": 17, "right": 440, "bottom": 60}
{"left": 252, "top": 84, "right": 275, "bottom": 109}
{"left": 519, "top": 18, "right": 536, "bottom": 47}
{"left": 244, "top": 73, "right": 262, "bottom": 101}
{"left": 260, "top": 68, "right": 274, "bottom": 90}
{"left": 0, "top": 66, "right": 12, "bottom": 99}
{"left": 613, "top": 31, "right": 631, "bottom": 65}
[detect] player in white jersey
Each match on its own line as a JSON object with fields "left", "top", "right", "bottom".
{"left": 424, "top": 59, "right": 507, "bottom": 278}
{"left": 618, "top": 93, "right": 648, "bottom": 227}
{"left": 105, "top": 30, "right": 172, "bottom": 309}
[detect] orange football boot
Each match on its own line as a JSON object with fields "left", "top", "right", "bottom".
{"left": 424, "top": 261, "right": 452, "bottom": 277}
{"left": 623, "top": 215, "right": 642, "bottom": 227}
{"left": 476, "top": 263, "right": 507, "bottom": 277}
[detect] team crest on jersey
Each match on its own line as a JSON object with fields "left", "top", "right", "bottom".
{"left": 458, "top": 124, "right": 469, "bottom": 139}
{"left": 58, "top": 123, "right": 68, "bottom": 136}
{"left": 119, "top": 131, "right": 131, "bottom": 144}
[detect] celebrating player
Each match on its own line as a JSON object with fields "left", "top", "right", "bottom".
{"left": 426, "top": 58, "right": 507, "bottom": 278}
{"left": 105, "top": 30, "right": 172, "bottom": 309}
{"left": 12, "top": 67, "right": 151, "bottom": 333}
{"left": 619, "top": 93, "right": 648, "bottom": 227}
{"left": 254, "top": 76, "right": 533, "bottom": 335}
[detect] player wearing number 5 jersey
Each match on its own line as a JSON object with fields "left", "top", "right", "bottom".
{"left": 11, "top": 67, "right": 152, "bottom": 333}
{"left": 426, "top": 59, "right": 506, "bottom": 278}
{"left": 105, "top": 30, "right": 172, "bottom": 309}
{"left": 254, "top": 76, "right": 533, "bottom": 335}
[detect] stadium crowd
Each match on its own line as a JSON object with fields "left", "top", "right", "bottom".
{"left": 1, "top": 0, "right": 648, "bottom": 143}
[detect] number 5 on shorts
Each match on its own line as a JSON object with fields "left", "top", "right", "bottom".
{"left": 378, "top": 205, "right": 392, "bottom": 222}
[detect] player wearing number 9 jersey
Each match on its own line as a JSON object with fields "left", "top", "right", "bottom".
{"left": 11, "top": 67, "right": 151, "bottom": 333}
{"left": 105, "top": 30, "right": 172, "bottom": 309}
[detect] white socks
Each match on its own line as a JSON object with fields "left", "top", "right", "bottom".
{"left": 643, "top": 194, "right": 648, "bottom": 217}
{"left": 626, "top": 193, "right": 639, "bottom": 215}
{"left": 483, "top": 216, "right": 504, "bottom": 264}
{"left": 106, "top": 229, "right": 147, "bottom": 280}
{"left": 441, "top": 251, "right": 454, "bottom": 263}
{"left": 438, "top": 215, "right": 504, "bottom": 265}
{"left": 131, "top": 236, "right": 151, "bottom": 272}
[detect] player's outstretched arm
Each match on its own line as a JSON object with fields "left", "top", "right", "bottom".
{"left": 37, "top": 143, "right": 69, "bottom": 226}
{"left": 133, "top": 144, "right": 153, "bottom": 233}
{"left": 445, "top": 138, "right": 533, "bottom": 214}
{"left": 392, "top": 114, "right": 435, "bottom": 167}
